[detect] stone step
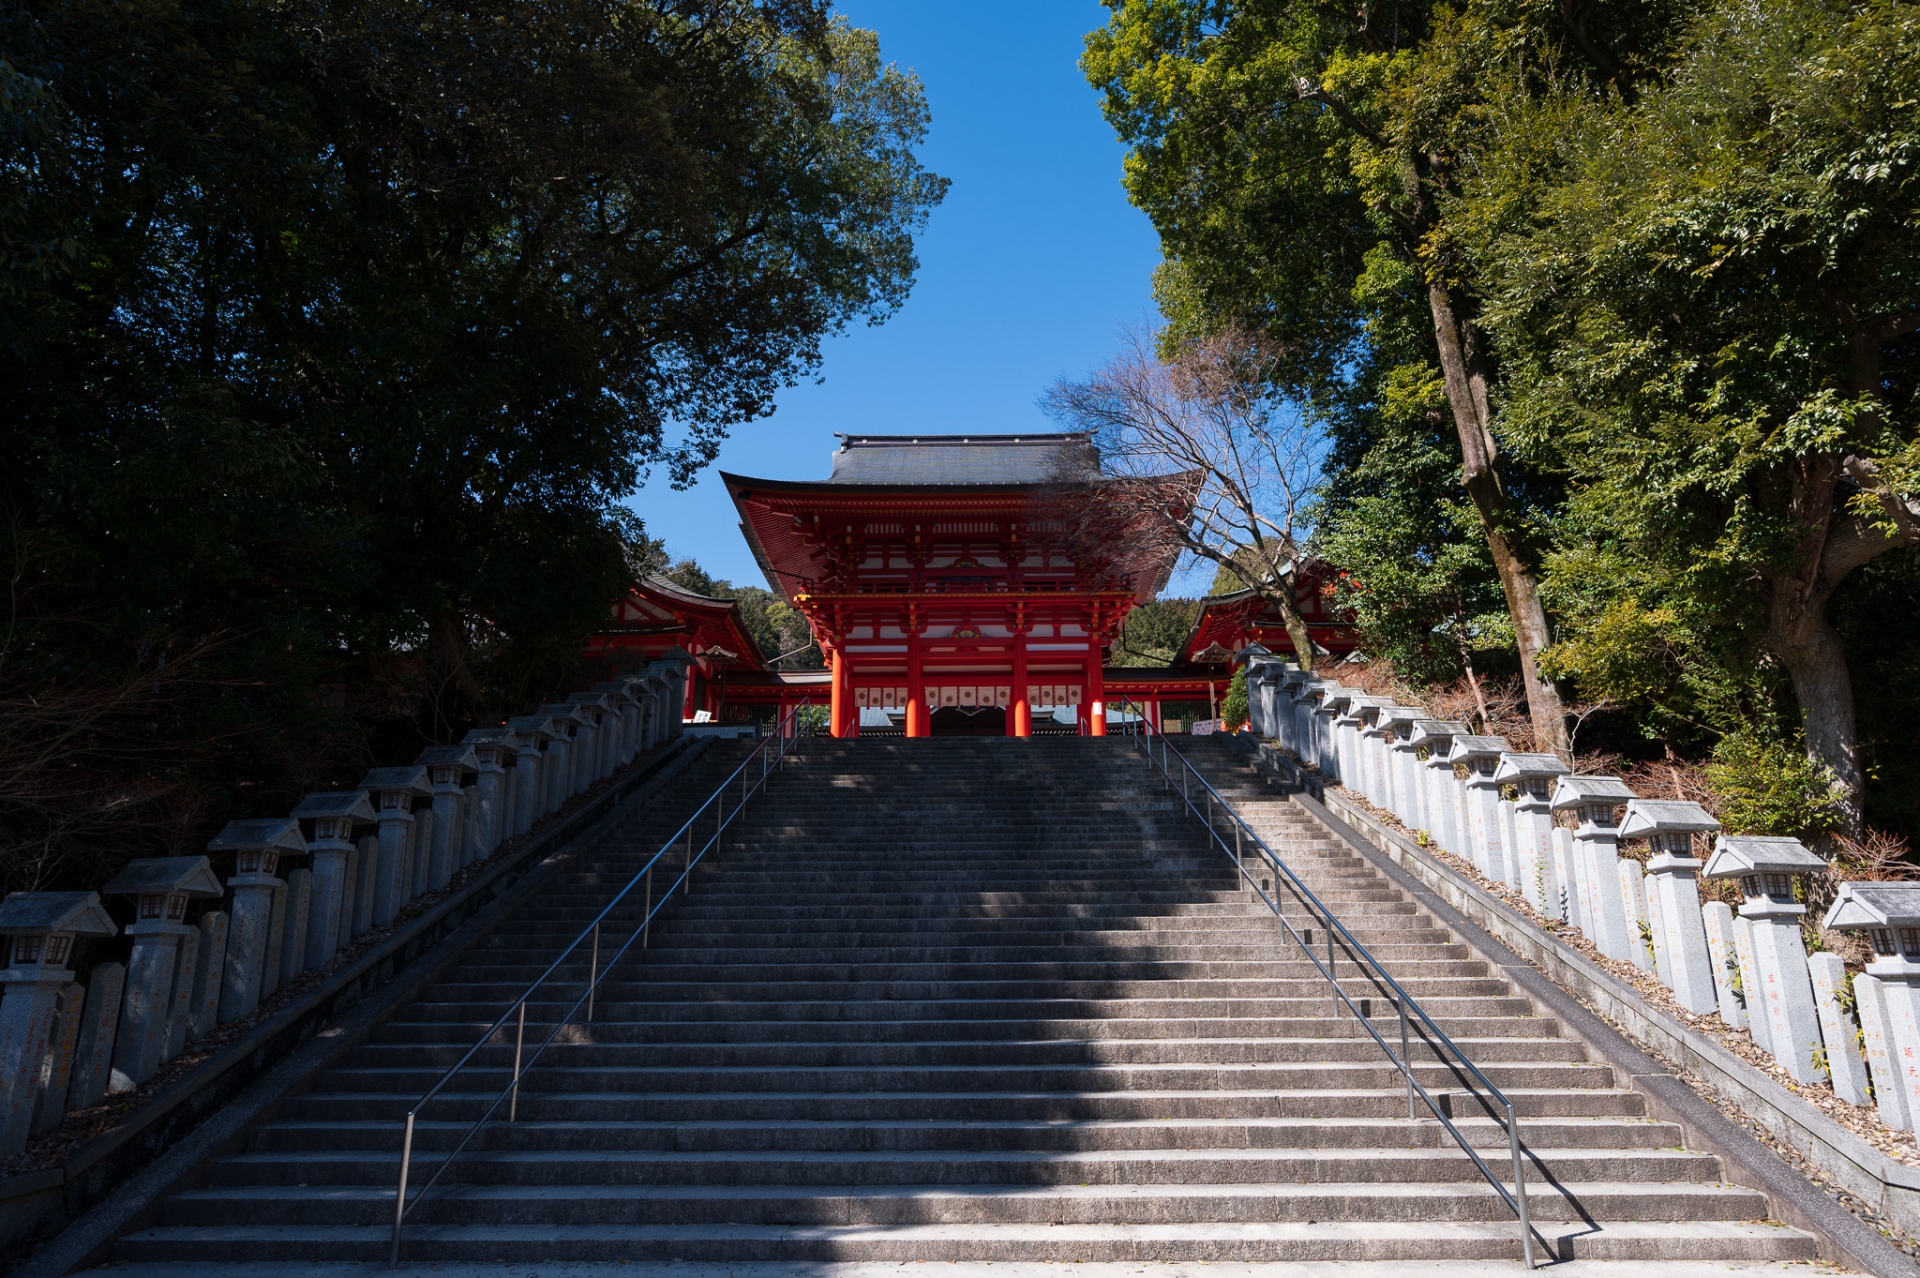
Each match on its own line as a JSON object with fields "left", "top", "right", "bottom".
{"left": 108, "top": 1217, "right": 1821, "bottom": 1265}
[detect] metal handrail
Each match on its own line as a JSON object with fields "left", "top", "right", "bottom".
{"left": 387, "top": 702, "right": 813, "bottom": 1267}
{"left": 1114, "top": 700, "right": 1538, "bottom": 1269}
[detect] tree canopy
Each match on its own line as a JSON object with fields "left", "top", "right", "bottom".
{"left": 1084, "top": 0, "right": 1920, "bottom": 837}
{"left": 0, "top": 0, "right": 942, "bottom": 888}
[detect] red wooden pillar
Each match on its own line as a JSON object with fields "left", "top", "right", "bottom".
{"left": 906, "top": 637, "right": 928, "bottom": 738}
{"left": 1088, "top": 655, "right": 1106, "bottom": 737}
{"left": 1010, "top": 639, "right": 1031, "bottom": 737}
{"left": 829, "top": 649, "right": 849, "bottom": 738}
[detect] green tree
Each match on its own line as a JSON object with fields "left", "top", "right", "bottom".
{"left": 1081, "top": 0, "right": 1694, "bottom": 751}
{"left": 0, "top": 0, "right": 941, "bottom": 884}
{"left": 1464, "top": 0, "right": 1920, "bottom": 828}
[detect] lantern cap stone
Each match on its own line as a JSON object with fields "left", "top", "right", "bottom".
{"left": 1493, "top": 752, "right": 1572, "bottom": 783}
{"left": 504, "top": 715, "right": 556, "bottom": 740}
{"left": 1704, "top": 835, "right": 1827, "bottom": 880}
{"left": 415, "top": 744, "right": 479, "bottom": 770}
{"left": 536, "top": 702, "right": 589, "bottom": 724}
{"left": 1550, "top": 775, "right": 1638, "bottom": 809}
{"left": 291, "top": 791, "right": 377, "bottom": 823}
{"left": 1319, "top": 687, "right": 1356, "bottom": 711}
{"left": 359, "top": 766, "right": 431, "bottom": 797}
{"left": 103, "top": 855, "right": 225, "bottom": 898}
{"left": 1618, "top": 799, "right": 1721, "bottom": 838}
{"left": 0, "top": 891, "right": 116, "bottom": 937}
{"left": 207, "top": 818, "right": 308, "bottom": 856}
{"left": 1378, "top": 706, "right": 1429, "bottom": 728}
{"left": 1824, "top": 882, "right": 1920, "bottom": 931}
{"left": 1447, "top": 735, "right": 1513, "bottom": 762}
{"left": 1409, "top": 720, "right": 1470, "bottom": 749}
{"left": 565, "top": 690, "right": 617, "bottom": 711}
{"left": 460, "top": 726, "right": 512, "bottom": 744}
{"left": 591, "top": 681, "right": 639, "bottom": 704}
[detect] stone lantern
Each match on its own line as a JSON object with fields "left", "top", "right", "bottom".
{"left": 1824, "top": 883, "right": 1920, "bottom": 1130}
{"left": 102, "top": 856, "right": 225, "bottom": 1079}
{"left": 502, "top": 714, "right": 556, "bottom": 838}
{"left": 1312, "top": 686, "right": 1354, "bottom": 783}
{"left": 458, "top": 728, "right": 513, "bottom": 862}
{"left": 414, "top": 743, "right": 479, "bottom": 893}
{"left": 565, "top": 690, "right": 619, "bottom": 789}
{"left": 1549, "top": 776, "right": 1637, "bottom": 961}
{"left": 1329, "top": 695, "right": 1377, "bottom": 801}
{"left": 591, "top": 680, "right": 639, "bottom": 770}
{"left": 1705, "top": 835, "right": 1828, "bottom": 1083}
{"left": 359, "top": 766, "right": 431, "bottom": 927}
{"left": 1348, "top": 698, "right": 1396, "bottom": 806}
{"left": 535, "top": 703, "right": 589, "bottom": 813}
{"left": 1272, "top": 666, "right": 1308, "bottom": 754}
{"left": 0, "top": 892, "right": 115, "bottom": 1152}
{"left": 1446, "top": 735, "right": 1516, "bottom": 885}
{"left": 1494, "top": 753, "right": 1573, "bottom": 918}
{"left": 1408, "top": 720, "right": 1469, "bottom": 858}
{"left": 659, "top": 647, "right": 694, "bottom": 734}
{"left": 587, "top": 682, "right": 627, "bottom": 773}
{"left": 1619, "top": 800, "right": 1721, "bottom": 1014}
{"left": 291, "top": 791, "right": 376, "bottom": 970}
{"left": 1377, "top": 707, "right": 1430, "bottom": 829}
{"left": 1292, "top": 680, "right": 1334, "bottom": 772}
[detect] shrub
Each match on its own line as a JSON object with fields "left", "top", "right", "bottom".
{"left": 1705, "top": 732, "right": 1848, "bottom": 841}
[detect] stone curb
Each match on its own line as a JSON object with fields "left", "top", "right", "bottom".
{"left": 2, "top": 733, "right": 714, "bottom": 1274}
{"left": 1221, "top": 738, "right": 1917, "bottom": 1277}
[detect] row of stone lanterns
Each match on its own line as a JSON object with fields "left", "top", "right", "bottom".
{"left": 1248, "top": 658, "right": 1920, "bottom": 1131}
{"left": 0, "top": 656, "right": 691, "bottom": 1156}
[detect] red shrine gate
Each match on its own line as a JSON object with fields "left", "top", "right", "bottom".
{"left": 723, "top": 434, "right": 1184, "bottom": 737}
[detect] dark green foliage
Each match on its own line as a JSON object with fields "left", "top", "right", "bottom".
{"left": 1113, "top": 598, "right": 1199, "bottom": 667}
{"left": 0, "top": 0, "right": 941, "bottom": 888}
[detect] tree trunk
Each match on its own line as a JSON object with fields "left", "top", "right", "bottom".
{"left": 1767, "top": 590, "right": 1863, "bottom": 835}
{"left": 1272, "top": 583, "right": 1316, "bottom": 674}
{"left": 1426, "top": 280, "right": 1570, "bottom": 754}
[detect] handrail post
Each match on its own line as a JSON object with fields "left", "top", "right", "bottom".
{"left": 1400, "top": 998, "right": 1414, "bottom": 1121}
{"left": 642, "top": 868, "right": 652, "bottom": 948}
{"left": 1328, "top": 921, "right": 1338, "bottom": 1017}
{"left": 587, "top": 924, "right": 600, "bottom": 1022}
{"left": 685, "top": 821, "right": 694, "bottom": 894}
{"left": 509, "top": 1001, "right": 526, "bottom": 1122}
{"left": 1510, "top": 1100, "right": 1534, "bottom": 1268}
{"left": 389, "top": 1109, "right": 416, "bottom": 1268}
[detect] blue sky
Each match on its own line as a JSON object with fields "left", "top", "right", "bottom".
{"left": 626, "top": 1, "right": 1175, "bottom": 589}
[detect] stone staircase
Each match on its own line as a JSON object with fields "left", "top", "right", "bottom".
{"left": 110, "top": 735, "right": 1818, "bottom": 1266}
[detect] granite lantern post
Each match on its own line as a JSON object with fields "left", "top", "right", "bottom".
{"left": 1447, "top": 736, "right": 1515, "bottom": 885}
{"left": 1314, "top": 687, "right": 1353, "bottom": 783}
{"left": 458, "top": 729, "right": 512, "bottom": 860}
{"left": 1549, "top": 775, "right": 1637, "bottom": 961}
{"left": 359, "top": 767, "right": 430, "bottom": 927}
{"left": 205, "top": 821, "right": 304, "bottom": 1023}
{"left": 589, "top": 682, "right": 629, "bottom": 773}
{"left": 564, "top": 692, "right": 612, "bottom": 788}
{"left": 1824, "top": 884, "right": 1920, "bottom": 1128}
{"left": 1854, "top": 967, "right": 1913, "bottom": 1130}
{"left": 1276, "top": 667, "right": 1308, "bottom": 754}
{"left": 1619, "top": 800, "right": 1722, "bottom": 1014}
{"left": 1493, "top": 753, "right": 1572, "bottom": 917}
{"left": 0, "top": 892, "right": 115, "bottom": 1152}
{"left": 103, "top": 856, "right": 224, "bottom": 1083}
{"left": 1377, "top": 707, "right": 1428, "bottom": 828}
{"left": 1704, "top": 835, "right": 1830, "bottom": 1083}
{"left": 1409, "top": 721, "right": 1469, "bottom": 857}
{"left": 1296, "top": 681, "right": 1335, "bottom": 772}
{"left": 503, "top": 715, "right": 555, "bottom": 837}
{"left": 1618, "top": 859, "right": 1655, "bottom": 971}
{"left": 1357, "top": 702, "right": 1399, "bottom": 809}
{"left": 660, "top": 648, "right": 693, "bottom": 735}
{"left": 1331, "top": 695, "right": 1375, "bottom": 798}
{"left": 415, "top": 744, "right": 479, "bottom": 892}
{"left": 536, "top": 704, "right": 587, "bottom": 813}
{"left": 290, "top": 791, "right": 376, "bottom": 969}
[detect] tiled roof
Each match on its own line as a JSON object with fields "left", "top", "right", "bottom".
{"left": 825, "top": 433, "right": 1100, "bottom": 485}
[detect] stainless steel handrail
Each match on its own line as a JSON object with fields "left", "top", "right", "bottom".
{"left": 387, "top": 702, "right": 813, "bottom": 1267}
{"left": 1114, "top": 700, "right": 1538, "bottom": 1268}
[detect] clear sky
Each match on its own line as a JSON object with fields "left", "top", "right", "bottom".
{"left": 625, "top": 1, "right": 1170, "bottom": 589}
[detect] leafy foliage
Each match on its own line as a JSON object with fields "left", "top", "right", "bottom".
{"left": 0, "top": 0, "right": 940, "bottom": 887}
